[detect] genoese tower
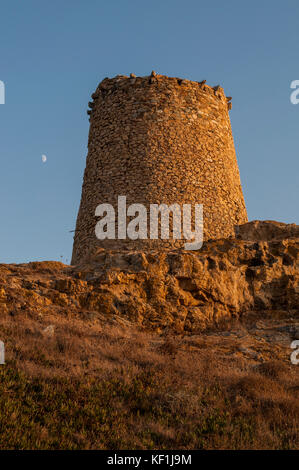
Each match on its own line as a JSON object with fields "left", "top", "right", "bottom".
{"left": 71, "top": 72, "right": 247, "bottom": 264}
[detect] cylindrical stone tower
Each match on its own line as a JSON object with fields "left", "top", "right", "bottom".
{"left": 71, "top": 73, "right": 247, "bottom": 264}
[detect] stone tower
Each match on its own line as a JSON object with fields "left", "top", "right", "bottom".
{"left": 71, "top": 73, "right": 247, "bottom": 264}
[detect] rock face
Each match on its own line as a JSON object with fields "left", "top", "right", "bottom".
{"left": 1, "top": 221, "right": 297, "bottom": 333}
{"left": 71, "top": 221, "right": 298, "bottom": 331}
{"left": 235, "top": 220, "right": 299, "bottom": 241}
{"left": 71, "top": 73, "right": 247, "bottom": 264}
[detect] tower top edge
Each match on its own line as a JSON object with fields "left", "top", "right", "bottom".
{"left": 91, "top": 72, "right": 233, "bottom": 104}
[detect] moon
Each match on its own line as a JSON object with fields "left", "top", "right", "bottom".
{"left": 42, "top": 154, "right": 47, "bottom": 163}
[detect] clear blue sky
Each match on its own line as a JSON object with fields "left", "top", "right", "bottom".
{"left": 0, "top": 0, "right": 298, "bottom": 263}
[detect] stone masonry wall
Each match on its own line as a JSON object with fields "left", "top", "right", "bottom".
{"left": 71, "top": 73, "right": 248, "bottom": 264}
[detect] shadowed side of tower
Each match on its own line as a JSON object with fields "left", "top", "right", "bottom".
{"left": 71, "top": 73, "right": 247, "bottom": 265}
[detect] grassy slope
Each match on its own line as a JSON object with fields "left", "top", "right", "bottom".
{"left": 0, "top": 312, "right": 298, "bottom": 450}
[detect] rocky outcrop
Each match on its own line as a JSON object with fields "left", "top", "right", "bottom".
{"left": 1, "top": 221, "right": 297, "bottom": 333}
{"left": 70, "top": 221, "right": 298, "bottom": 331}
{"left": 235, "top": 220, "right": 299, "bottom": 241}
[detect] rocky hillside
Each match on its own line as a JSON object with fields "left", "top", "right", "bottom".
{"left": 0, "top": 220, "right": 298, "bottom": 449}
{"left": 0, "top": 221, "right": 298, "bottom": 333}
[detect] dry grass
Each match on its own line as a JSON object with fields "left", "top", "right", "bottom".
{"left": 0, "top": 310, "right": 298, "bottom": 450}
